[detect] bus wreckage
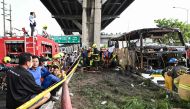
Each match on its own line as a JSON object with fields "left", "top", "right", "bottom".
{"left": 109, "top": 28, "right": 188, "bottom": 86}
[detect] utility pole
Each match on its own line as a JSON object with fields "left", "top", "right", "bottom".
{"left": 6, "top": 4, "right": 12, "bottom": 36}
{"left": 1, "top": 0, "right": 6, "bottom": 36}
{"left": 173, "top": 7, "right": 189, "bottom": 24}
{"left": 1, "top": 0, "right": 12, "bottom": 36}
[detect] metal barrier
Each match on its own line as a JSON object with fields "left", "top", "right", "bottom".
{"left": 17, "top": 55, "right": 80, "bottom": 109}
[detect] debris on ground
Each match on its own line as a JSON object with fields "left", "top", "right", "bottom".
{"left": 54, "top": 68, "right": 190, "bottom": 109}
{"left": 101, "top": 101, "right": 107, "bottom": 105}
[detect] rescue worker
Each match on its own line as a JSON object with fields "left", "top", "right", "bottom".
{"left": 52, "top": 53, "right": 62, "bottom": 67}
{"left": 42, "top": 25, "right": 48, "bottom": 38}
{"left": 174, "top": 69, "right": 190, "bottom": 101}
{"left": 92, "top": 44, "right": 99, "bottom": 69}
{"left": 162, "top": 58, "right": 178, "bottom": 96}
{"left": 87, "top": 47, "right": 92, "bottom": 67}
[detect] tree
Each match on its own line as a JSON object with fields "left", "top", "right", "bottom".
{"left": 154, "top": 18, "right": 190, "bottom": 42}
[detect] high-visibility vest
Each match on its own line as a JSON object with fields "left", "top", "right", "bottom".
{"left": 164, "top": 72, "right": 173, "bottom": 91}
{"left": 174, "top": 74, "right": 190, "bottom": 101}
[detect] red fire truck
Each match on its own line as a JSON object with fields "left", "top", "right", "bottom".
{"left": 0, "top": 35, "right": 59, "bottom": 64}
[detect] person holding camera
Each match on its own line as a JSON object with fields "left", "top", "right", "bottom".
{"left": 29, "top": 12, "right": 36, "bottom": 36}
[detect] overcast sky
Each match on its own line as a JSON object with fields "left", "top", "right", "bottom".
{"left": 0, "top": 0, "right": 189, "bottom": 36}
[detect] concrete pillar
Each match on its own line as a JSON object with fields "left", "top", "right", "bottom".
{"left": 82, "top": 0, "right": 89, "bottom": 48}
{"left": 82, "top": 0, "right": 102, "bottom": 49}
{"left": 94, "top": 0, "right": 101, "bottom": 49}
{"left": 88, "top": 0, "right": 95, "bottom": 47}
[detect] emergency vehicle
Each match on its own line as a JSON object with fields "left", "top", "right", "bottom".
{"left": 0, "top": 35, "right": 59, "bottom": 64}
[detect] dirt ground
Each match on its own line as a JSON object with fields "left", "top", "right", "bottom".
{"left": 55, "top": 67, "right": 190, "bottom": 109}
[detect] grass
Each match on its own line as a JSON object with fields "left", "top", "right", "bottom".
{"left": 68, "top": 69, "right": 190, "bottom": 109}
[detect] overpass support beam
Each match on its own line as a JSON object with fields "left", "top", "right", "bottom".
{"left": 82, "top": 0, "right": 101, "bottom": 49}
{"left": 94, "top": 0, "right": 101, "bottom": 49}
{"left": 82, "top": 0, "right": 89, "bottom": 48}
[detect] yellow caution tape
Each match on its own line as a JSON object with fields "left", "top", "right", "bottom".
{"left": 17, "top": 60, "right": 79, "bottom": 109}
{"left": 150, "top": 74, "right": 163, "bottom": 77}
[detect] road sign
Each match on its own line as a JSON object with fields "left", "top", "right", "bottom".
{"left": 51, "top": 35, "right": 80, "bottom": 44}
{"left": 67, "top": 36, "right": 80, "bottom": 43}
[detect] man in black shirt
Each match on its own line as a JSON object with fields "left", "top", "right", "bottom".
{"left": 6, "top": 53, "right": 50, "bottom": 109}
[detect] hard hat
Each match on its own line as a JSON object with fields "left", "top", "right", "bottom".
{"left": 53, "top": 53, "right": 64, "bottom": 59}
{"left": 53, "top": 54, "right": 61, "bottom": 59}
{"left": 92, "top": 44, "right": 97, "bottom": 48}
{"left": 58, "top": 52, "right": 64, "bottom": 57}
{"left": 43, "top": 25, "right": 48, "bottom": 28}
{"left": 3, "top": 56, "right": 11, "bottom": 63}
{"left": 168, "top": 58, "right": 178, "bottom": 63}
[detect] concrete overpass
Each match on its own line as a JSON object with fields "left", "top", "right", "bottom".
{"left": 40, "top": 0, "right": 134, "bottom": 49}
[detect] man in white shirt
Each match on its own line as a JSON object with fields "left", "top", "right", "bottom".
{"left": 29, "top": 12, "right": 36, "bottom": 36}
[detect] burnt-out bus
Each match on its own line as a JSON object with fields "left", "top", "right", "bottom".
{"left": 109, "top": 28, "right": 187, "bottom": 72}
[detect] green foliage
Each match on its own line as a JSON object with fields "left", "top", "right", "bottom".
{"left": 154, "top": 18, "right": 190, "bottom": 42}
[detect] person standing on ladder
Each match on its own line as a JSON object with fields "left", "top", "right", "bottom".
{"left": 29, "top": 12, "right": 36, "bottom": 36}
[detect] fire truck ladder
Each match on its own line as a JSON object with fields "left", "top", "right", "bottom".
{"left": 24, "top": 36, "right": 35, "bottom": 55}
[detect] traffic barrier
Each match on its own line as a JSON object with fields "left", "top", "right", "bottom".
{"left": 17, "top": 55, "right": 80, "bottom": 109}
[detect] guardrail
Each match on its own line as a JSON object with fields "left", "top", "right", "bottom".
{"left": 17, "top": 55, "right": 80, "bottom": 109}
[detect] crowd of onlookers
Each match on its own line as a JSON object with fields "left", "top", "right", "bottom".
{"left": 2, "top": 51, "right": 79, "bottom": 109}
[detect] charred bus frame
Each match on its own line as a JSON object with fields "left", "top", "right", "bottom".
{"left": 109, "top": 28, "right": 186, "bottom": 71}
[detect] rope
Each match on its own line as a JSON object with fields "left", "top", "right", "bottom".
{"left": 17, "top": 56, "right": 80, "bottom": 109}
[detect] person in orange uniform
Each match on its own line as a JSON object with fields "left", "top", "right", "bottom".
{"left": 174, "top": 69, "right": 190, "bottom": 101}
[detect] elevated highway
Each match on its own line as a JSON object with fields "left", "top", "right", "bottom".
{"left": 40, "top": 0, "right": 134, "bottom": 48}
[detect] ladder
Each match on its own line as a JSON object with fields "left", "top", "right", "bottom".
{"left": 24, "top": 36, "right": 35, "bottom": 55}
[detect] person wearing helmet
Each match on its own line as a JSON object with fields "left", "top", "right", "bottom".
{"left": 162, "top": 58, "right": 179, "bottom": 98}
{"left": 174, "top": 69, "right": 190, "bottom": 101}
{"left": 92, "top": 44, "right": 97, "bottom": 48}
{"left": 42, "top": 25, "right": 48, "bottom": 38}
{"left": 91, "top": 43, "right": 100, "bottom": 70}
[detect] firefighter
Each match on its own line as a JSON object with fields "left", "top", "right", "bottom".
{"left": 174, "top": 69, "right": 190, "bottom": 101}
{"left": 92, "top": 44, "right": 99, "bottom": 70}
{"left": 42, "top": 25, "right": 49, "bottom": 38}
{"left": 52, "top": 53, "right": 62, "bottom": 67}
{"left": 87, "top": 47, "right": 92, "bottom": 67}
{"left": 162, "top": 58, "right": 178, "bottom": 97}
